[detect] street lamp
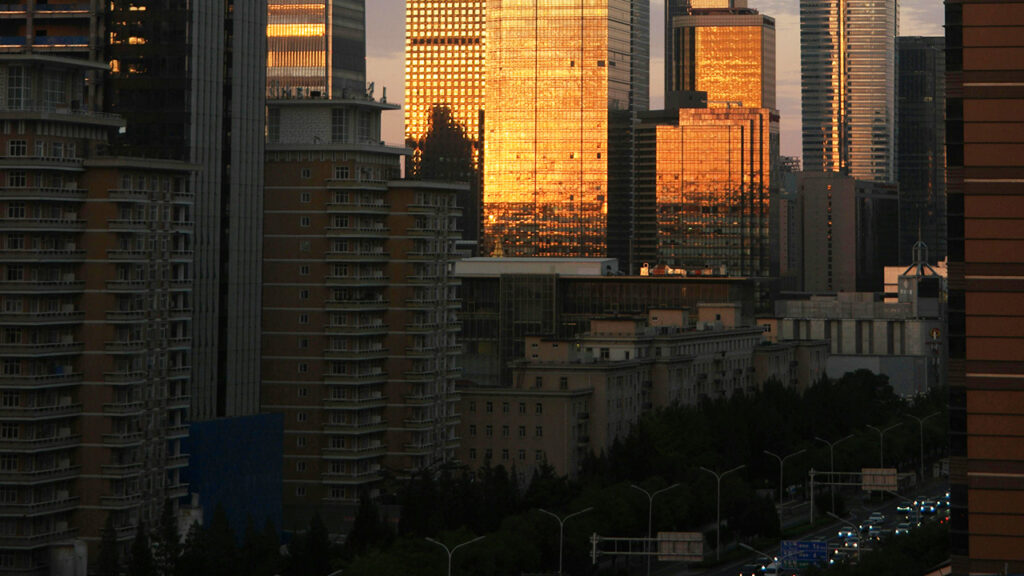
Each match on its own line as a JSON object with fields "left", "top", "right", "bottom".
{"left": 764, "top": 448, "right": 807, "bottom": 512}
{"left": 700, "top": 465, "right": 745, "bottom": 561}
{"left": 867, "top": 423, "right": 902, "bottom": 468}
{"left": 738, "top": 541, "right": 776, "bottom": 563}
{"left": 539, "top": 507, "right": 593, "bottom": 576}
{"left": 425, "top": 535, "right": 485, "bottom": 576}
{"left": 908, "top": 412, "right": 940, "bottom": 481}
{"left": 815, "top": 434, "right": 854, "bottom": 514}
{"left": 630, "top": 483, "right": 680, "bottom": 576}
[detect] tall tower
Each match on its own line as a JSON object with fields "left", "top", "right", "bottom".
{"left": 482, "top": 0, "right": 649, "bottom": 258}
{"left": 896, "top": 36, "right": 945, "bottom": 265}
{"left": 404, "top": 0, "right": 486, "bottom": 246}
{"left": 946, "top": 1, "right": 1024, "bottom": 573}
{"left": 800, "top": 0, "right": 896, "bottom": 182}
{"left": 267, "top": 0, "right": 366, "bottom": 98}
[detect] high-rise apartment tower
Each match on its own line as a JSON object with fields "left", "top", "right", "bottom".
{"left": 800, "top": 0, "right": 897, "bottom": 182}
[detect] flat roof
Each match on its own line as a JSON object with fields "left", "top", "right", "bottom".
{"left": 454, "top": 257, "right": 618, "bottom": 277}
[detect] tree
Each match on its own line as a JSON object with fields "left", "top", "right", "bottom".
{"left": 345, "top": 491, "right": 392, "bottom": 556}
{"left": 127, "top": 521, "right": 154, "bottom": 576}
{"left": 96, "top": 513, "right": 120, "bottom": 576}
{"left": 152, "top": 500, "right": 180, "bottom": 576}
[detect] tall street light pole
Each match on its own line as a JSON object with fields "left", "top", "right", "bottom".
{"left": 630, "top": 483, "right": 680, "bottom": 576}
{"left": 815, "top": 434, "right": 854, "bottom": 514}
{"left": 764, "top": 448, "right": 807, "bottom": 512}
{"left": 425, "top": 535, "right": 485, "bottom": 576}
{"left": 539, "top": 507, "right": 593, "bottom": 576}
{"left": 700, "top": 465, "right": 745, "bottom": 561}
{"left": 908, "top": 412, "right": 940, "bottom": 481}
{"left": 867, "top": 423, "right": 902, "bottom": 468}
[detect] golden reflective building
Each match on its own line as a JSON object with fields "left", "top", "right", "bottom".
{"left": 267, "top": 0, "right": 366, "bottom": 97}
{"left": 404, "top": 0, "right": 485, "bottom": 161}
{"left": 666, "top": 0, "right": 776, "bottom": 109}
{"left": 482, "top": 0, "right": 648, "bottom": 258}
{"left": 636, "top": 107, "right": 774, "bottom": 276}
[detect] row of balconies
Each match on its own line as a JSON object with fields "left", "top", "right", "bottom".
{"left": 0, "top": 217, "right": 85, "bottom": 230}
{"left": 0, "top": 310, "right": 83, "bottom": 324}
{"left": 0, "top": 496, "right": 79, "bottom": 518}
{"left": 0, "top": 402, "right": 81, "bottom": 420}
{"left": 0, "top": 341, "right": 83, "bottom": 357}
{"left": 0, "top": 433, "right": 80, "bottom": 452}
{"left": 0, "top": 465, "right": 78, "bottom": 485}
{"left": 0, "top": 186, "right": 87, "bottom": 200}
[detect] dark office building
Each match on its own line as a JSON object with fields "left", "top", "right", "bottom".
{"left": 897, "top": 36, "right": 945, "bottom": 265}
{"left": 946, "top": 1, "right": 1024, "bottom": 573}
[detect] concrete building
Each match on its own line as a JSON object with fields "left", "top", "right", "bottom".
{"left": 945, "top": 0, "right": 1024, "bottom": 571}
{"left": 262, "top": 97, "right": 464, "bottom": 532}
{"left": 800, "top": 0, "right": 897, "bottom": 182}
{"left": 0, "top": 53, "right": 194, "bottom": 573}
{"left": 798, "top": 172, "right": 899, "bottom": 293}
{"left": 455, "top": 257, "right": 757, "bottom": 388}
{"left": 458, "top": 307, "right": 826, "bottom": 479}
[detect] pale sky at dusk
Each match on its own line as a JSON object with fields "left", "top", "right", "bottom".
{"left": 366, "top": 0, "right": 944, "bottom": 160}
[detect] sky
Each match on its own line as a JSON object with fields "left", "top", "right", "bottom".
{"left": 366, "top": 0, "right": 944, "bottom": 160}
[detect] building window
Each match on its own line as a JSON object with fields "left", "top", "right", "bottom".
{"left": 300, "top": 191, "right": 311, "bottom": 203}
{"left": 485, "top": 425, "right": 493, "bottom": 437}
{"left": 298, "top": 362, "right": 308, "bottom": 373}
{"left": 535, "top": 450, "right": 544, "bottom": 461}
{"left": 6, "top": 171, "right": 24, "bottom": 187}
{"left": 7, "top": 140, "right": 25, "bottom": 156}
{"left": 485, "top": 401, "right": 493, "bottom": 413}
{"left": 297, "top": 437, "right": 306, "bottom": 447}
{"left": 502, "top": 402, "right": 509, "bottom": 414}
{"left": 1, "top": 392, "right": 16, "bottom": 407}
{"left": 0, "top": 455, "right": 14, "bottom": 471}
{"left": 334, "top": 166, "right": 350, "bottom": 180}
{"left": 600, "top": 348, "right": 610, "bottom": 359}
{"left": 299, "top": 289, "right": 309, "bottom": 300}
{"left": 535, "top": 426, "right": 543, "bottom": 437}
{"left": 296, "top": 461, "right": 306, "bottom": 472}
{"left": 560, "top": 376, "right": 568, "bottom": 390}
{"left": 518, "top": 402, "right": 526, "bottom": 414}
{"left": 502, "top": 425, "right": 510, "bottom": 438}
{"left": 299, "top": 265, "right": 309, "bottom": 276}
{"left": 518, "top": 449, "right": 526, "bottom": 461}
{"left": 298, "top": 387, "right": 308, "bottom": 397}
{"left": 502, "top": 449, "right": 509, "bottom": 461}
{"left": 331, "top": 109, "right": 348, "bottom": 143}
{"left": 518, "top": 425, "right": 526, "bottom": 438}
{"left": 485, "top": 449, "right": 493, "bottom": 461}
{"left": 0, "top": 423, "right": 17, "bottom": 439}
{"left": 7, "top": 67, "right": 26, "bottom": 110}
{"left": 298, "top": 314, "right": 309, "bottom": 325}
{"left": 469, "top": 400, "right": 476, "bottom": 413}
{"left": 4, "top": 266, "right": 22, "bottom": 281}
{"left": 468, "top": 424, "right": 476, "bottom": 437}
{"left": 300, "top": 216, "right": 311, "bottom": 227}
{"left": 299, "top": 338, "right": 309, "bottom": 349}
{"left": 534, "top": 376, "right": 543, "bottom": 388}
{"left": 6, "top": 203, "right": 24, "bottom": 219}
{"left": 301, "top": 168, "right": 311, "bottom": 179}
{"left": 536, "top": 403, "right": 543, "bottom": 415}
{"left": 267, "top": 107, "right": 280, "bottom": 142}
{"left": 297, "top": 412, "right": 307, "bottom": 423}
{"left": 295, "top": 487, "right": 306, "bottom": 497}
{"left": 469, "top": 448, "right": 477, "bottom": 459}
{"left": 358, "top": 113, "right": 371, "bottom": 142}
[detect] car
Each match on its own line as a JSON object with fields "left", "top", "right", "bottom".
{"left": 859, "top": 512, "right": 885, "bottom": 531}
{"left": 738, "top": 563, "right": 764, "bottom": 576}
{"left": 896, "top": 502, "right": 914, "bottom": 515}
{"left": 837, "top": 528, "right": 856, "bottom": 539}
{"left": 919, "top": 500, "right": 938, "bottom": 515}
{"left": 867, "top": 526, "right": 884, "bottom": 540}
{"left": 830, "top": 548, "right": 858, "bottom": 566}
{"left": 894, "top": 522, "right": 912, "bottom": 536}
{"left": 842, "top": 537, "right": 860, "bottom": 549}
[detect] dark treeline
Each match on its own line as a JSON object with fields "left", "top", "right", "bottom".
{"left": 102, "top": 370, "right": 948, "bottom": 576}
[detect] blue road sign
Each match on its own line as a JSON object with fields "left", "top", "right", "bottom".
{"left": 779, "top": 539, "right": 828, "bottom": 566}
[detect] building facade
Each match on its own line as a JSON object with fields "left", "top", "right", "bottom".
{"left": 481, "top": 0, "right": 648, "bottom": 258}
{"left": 800, "top": 0, "right": 896, "bottom": 182}
{"left": 634, "top": 106, "right": 774, "bottom": 277}
{"left": 946, "top": 0, "right": 1024, "bottom": 572}
{"left": 267, "top": 0, "right": 366, "bottom": 98}
{"left": 798, "top": 172, "right": 899, "bottom": 292}
{"left": 0, "top": 53, "right": 193, "bottom": 573}
{"left": 897, "top": 36, "right": 946, "bottom": 265}
{"left": 262, "top": 98, "right": 463, "bottom": 532}
{"left": 665, "top": 0, "right": 776, "bottom": 110}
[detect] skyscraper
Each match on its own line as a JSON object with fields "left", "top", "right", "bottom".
{"left": 665, "top": 0, "right": 776, "bottom": 110}
{"left": 267, "top": 0, "right": 366, "bottom": 98}
{"left": 800, "top": 0, "right": 897, "bottom": 182}
{"left": 946, "top": 1, "right": 1024, "bottom": 572}
{"left": 897, "top": 36, "right": 945, "bottom": 265}
{"left": 404, "top": 0, "right": 486, "bottom": 246}
{"left": 482, "top": 0, "right": 649, "bottom": 258}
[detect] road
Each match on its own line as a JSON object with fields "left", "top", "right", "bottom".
{"left": 643, "top": 481, "right": 949, "bottom": 576}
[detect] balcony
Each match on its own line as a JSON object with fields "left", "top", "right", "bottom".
{"left": 0, "top": 434, "right": 81, "bottom": 452}
{"left": 103, "top": 371, "right": 147, "bottom": 385}
{"left": 326, "top": 200, "right": 389, "bottom": 214}
{"left": 0, "top": 103, "right": 120, "bottom": 127}
{"left": 107, "top": 219, "right": 150, "bottom": 232}
{"left": 323, "top": 394, "right": 387, "bottom": 410}
{"left": 106, "top": 310, "right": 147, "bottom": 323}
{"left": 99, "top": 492, "right": 144, "bottom": 509}
{"left": 325, "top": 298, "right": 387, "bottom": 311}
{"left": 102, "top": 401, "right": 144, "bottom": 415}
{"left": 323, "top": 372, "right": 387, "bottom": 385}
{"left": 325, "top": 323, "right": 387, "bottom": 336}
{"left": 403, "top": 417, "right": 435, "bottom": 430}
{"left": 34, "top": 4, "right": 92, "bottom": 16}
{"left": 104, "top": 340, "right": 146, "bottom": 353}
{"left": 0, "top": 310, "right": 83, "bottom": 324}
{"left": 101, "top": 431, "right": 145, "bottom": 447}
{"left": 0, "top": 496, "right": 79, "bottom": 518}
{"left": 0, "top": 402, "right": 81, "bottom": 420}
{"left": 0, "top": 372, "right": 81, "bottom": 389}
{"left": 323, "top": 420, "right": 387, "bottom": 435}
{"left": 325, "top": 250, "right": 388, "bottom": 262}
{"left": 325, "top": 225, "right": 389, "bottom": 238}
{"left": 0, "top": 217, "right": 85, "bottom": 231}
{"left": 0, "top": 279, "right": 83, "bottom": 294}
{"left": 105, "top": 248, "right": 149, "bottom": 261}
{"left": 323, "top": 444, "right": 387, "bottom": 460}
{"left": 324, "top": 347, "right": 387, "bottom": 360}
{"left": 166, "top": 454, "right": 189, "bottom": 469}
{"left": 99, "top": 461, "right": 143, "bottom": 476}
{"left": 108, "top": 189, "right": 149, "bottom": 202}
{"left": 105, "top": 278, "right": 147, "bottom": 291}
{"left": 0, "top": 186, "right": 86, "bottom": 201}
{"left": 0, "top": 341, "right": 83, "bottom": 357}
{"left": 325, "top": 274, "right": 388, "bottom": 287}
{"left": 0, "top": 248, "right": 85, "bottom": 262}
{"left": 320, "top": 469, "right": 384, "bottom": 484}
{"left": 0, "top": 465, "right": 79, "bottom": 485}
{"left": 0, "top": 528, "right": 77, "bottom": 549}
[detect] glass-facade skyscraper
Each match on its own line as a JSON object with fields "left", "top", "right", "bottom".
{"left": 800, "top": 0, "right": 896, "bottom": 182}
{"left": 666, "top": 0, "right": 776, "bottom": 110}
{"left": 482, "top": 0, "right": 649, "bottom": 258}
{"left": 267, "top": 0, "right": 366, "bottom": 97}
